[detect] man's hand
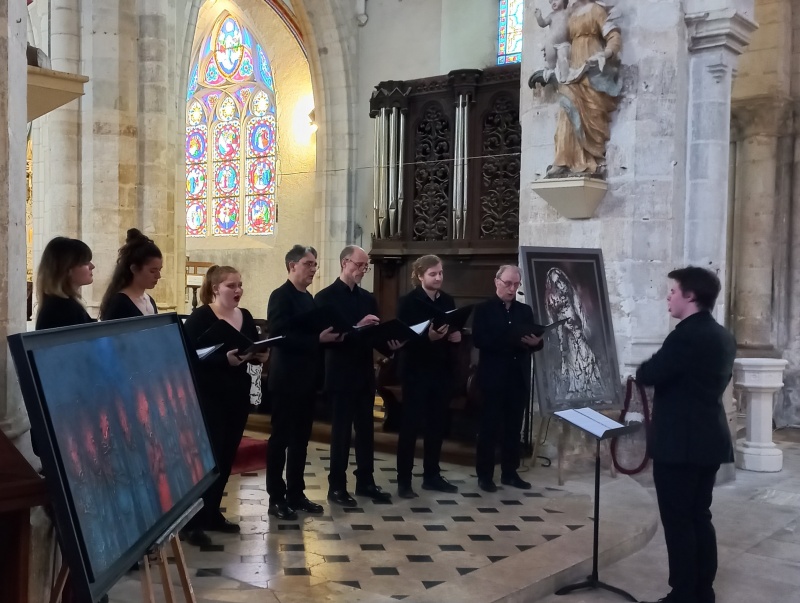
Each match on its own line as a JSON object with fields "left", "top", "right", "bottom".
{"left": 428, "top": 324, "right": 449, "bottom": 341}
{"left": 447, "top": 330, "right": 462, "bottom": 343}
{"left": 252, "top": 350, "right": 270, "bottom": 364}
{"left": 227, "top": 349, "right": 248, "bottom": 366}
{"left": 320, "top": 326, "right": 344, "bottom": 343}
{"left": 357, "top": 314, "right": 380, "bottom": 328}
{"left": 387, "top": 339, "right": 405, "bottom": 351}
{"left": 521, "top": 334, "right": 543, "bottom": 347}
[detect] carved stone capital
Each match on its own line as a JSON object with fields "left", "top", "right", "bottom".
{"left": 686, "top": 9, "right": 758, "bottom": 56}
{"left": 731, "top": 96, "right": 793, "bottom": 140}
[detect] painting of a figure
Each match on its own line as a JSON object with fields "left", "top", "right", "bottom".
{"left": 9, "top": 315, "right": 217, "bottom": 603}
{"left": 520, "top": 247, "right": 622, "bottom": 413}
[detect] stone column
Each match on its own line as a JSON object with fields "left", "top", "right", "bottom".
{"left": 139, "top": 0, "right": 177, "bottom": 311}
{"left": 79, "top": 0, "right": 139, "bottom": 313}
{"left": 684, "top": 7, "right": 756, "bottom": 482}
{"left": 0, "top": 0, "right": 32, "bottom": 447}
{"left": 730, "top": 97, "right": 792, "bottom": 353}
{"left": 734, "top": 358, "right": 787, "bottom": 472}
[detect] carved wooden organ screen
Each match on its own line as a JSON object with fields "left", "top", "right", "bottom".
{"left": 369, "top": 65, "right": 522, "bottom": 246}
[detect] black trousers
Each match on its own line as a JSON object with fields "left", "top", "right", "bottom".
{"left": 396, "top": 377, "right": 449, "bottom": 484}
{"left": 653, "top": 461, "right": 720, "bottom": 603}
{"left": 266, "top": 391, "right": 315, "bottom": 504}
{"left": 327, "top": 389, "right": 376, "bottom": 491}
{"left": 475, "top": 382, "right": 526, "bottom": 481}
{"left": 190, "top": 398, "right": 251, "bottom": 527}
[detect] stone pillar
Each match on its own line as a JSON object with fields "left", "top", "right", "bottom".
{"left": 730, "top": 97, "right": 792, "bottom": 353}
{"left": 39, "top": 0, "right": 82, "bottom": 241}
{"left": 734, "top": 358, "right": 787, "bottom": 472}
{"left": 139, "top": 0, "right": 177, "bottom": 311}
{"left": 684, "top": 7, "right": 757, "bottom": 482}
{"left": 79, "top": 0, "right": 139, "bottom": 313}
{"left": 0, "top": 0, "right": 32, "bottom": 446}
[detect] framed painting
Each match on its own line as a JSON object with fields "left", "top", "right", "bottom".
{"left": 520, "top": 247, "right": 622, "bottom": 414}
{"left": 8, "top": 314, "right": 218, "bottom": 603}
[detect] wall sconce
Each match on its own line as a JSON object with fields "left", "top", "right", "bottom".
{"left": 308, "top": 109, "right": 318, "bottom": 135}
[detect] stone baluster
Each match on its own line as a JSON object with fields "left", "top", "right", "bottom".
{"left": 734, "top": 358, "right": 788, "bottom": 472}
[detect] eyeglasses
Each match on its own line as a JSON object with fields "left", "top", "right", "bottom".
{"left": 296, "top": 260, "right": 318, "bottom": 269}
{"left": 497, "top": 278, "right": 521, "bottom": 289}
{"left": 345, "top": 259, "right": 371, "bottom": 272}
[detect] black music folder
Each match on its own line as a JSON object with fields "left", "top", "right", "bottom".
{"left": 197, "top": 319, "right": 283, "bottom": 356}
{"left": 509, "top": 317, "right": 568, "bottom": 341}
{"left": 409, "top": 299, "right": 474, "bottom": 331}
{"left": 352, "top": 319, "right": 431, "bottom": 349}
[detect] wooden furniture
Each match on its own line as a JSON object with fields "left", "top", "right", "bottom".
{"left": 185, "top": 260, "right": 214, "bottom": 310}
{"left": 0, "top": 430, "right": 48, "bottom": 603}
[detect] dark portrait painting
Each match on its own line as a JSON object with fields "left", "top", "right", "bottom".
{"left": 8, "top": 314, "right": 217, "bottom": 603}
{"left": 520, "top": 247, "right": 622, "bottom": 414}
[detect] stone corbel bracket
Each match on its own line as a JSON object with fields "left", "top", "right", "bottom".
{"left": 530, "top": 176, "right": 607, "bottom": 220}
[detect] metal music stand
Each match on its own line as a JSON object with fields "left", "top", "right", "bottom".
{"left": 552, "top": 408, "right": 640, "bottom": 602}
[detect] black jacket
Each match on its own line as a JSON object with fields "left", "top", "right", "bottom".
{"left": 636, "top": 311, "right": 736, "bottom": 466}
{"left": 182, "top": 304, "right": 258, "bottom": 410}
{"left": 472, "top": 295, "right": 543, "bottom": 392}
{"left": 396, "top": 287, "right": 457, "bottom": 380}
{"left": 36, "top": 295, "right": 94, "bottom": 330}
{"left": 101, "top": 292, "right": 158, "bottom": 320}
{"left": 266, "top": 280, "right": 320, "bottom": 394}
{"left": 315, "top": 278, "right": 378, "bottom": 392}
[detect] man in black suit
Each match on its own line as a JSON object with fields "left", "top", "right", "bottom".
{"left": 315, "top": 245, "right": 396, "bottom": 506}
{"left": 472, "top": 265, "right": 543, "bottom": 492}
{"left": 637, "top": 267, "right": 736, "bottom": 603}
{"left": 266, "top": 245, "right": 341, "bottom": 520}
{"left": 395, "top": 254, "right": 462, "bottom": 498}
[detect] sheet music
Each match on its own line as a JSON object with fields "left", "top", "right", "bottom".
{"left": 196, "top": 344, "right": 221, "bottom": 360}
{"left": 410, "top": 320, "right": 431, "bottom": 335}
{"left": 554, "top": 408, "right": 625, "bottom": 439}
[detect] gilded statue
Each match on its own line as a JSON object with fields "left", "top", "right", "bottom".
{"left": 529, "top": 0, "right": 622, "bottom": 179}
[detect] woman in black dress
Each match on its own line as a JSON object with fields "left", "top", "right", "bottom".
{"left": 99, "top": 228, "right": 162, "bottom": 320}
{"left": 35, "top": 237, "right": 95, "bottom": 329}
{"left": 35, "top": 237, "right": 104, "bottom": 603}
{"left": 181, "top": 265, "right": 269, "bottom": 546}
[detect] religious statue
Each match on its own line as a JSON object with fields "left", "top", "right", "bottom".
{"left": 529, "top": 0, "right": 623, "bottom": 179}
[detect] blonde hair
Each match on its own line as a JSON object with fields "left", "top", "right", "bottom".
{"left": 199, "top": 265, "right": 240, "bottom": 305}
{"left": 411, "top": 255, "right": 442, "bottom": 285}
{"left": 36, "top": 237, "right": 93, "bottom": 305}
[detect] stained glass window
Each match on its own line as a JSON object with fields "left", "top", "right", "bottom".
{"left": 185, "top": 12, "right": 277, "bottom": 237}
{"left": 497, "top": 0, "right": 523, "bottom": 65}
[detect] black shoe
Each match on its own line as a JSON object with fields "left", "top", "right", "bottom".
{"left": 355, "top": 483, "right": 392, "bottom": 502}
{"left": 268, "top": 501, "right": 298, "bottom": 520}
{"left": 500, "top": 474, "right": 531, "bottom": 490}
{"left": 288, "top": 496, "right": 324, "bottom": 514}
{"left": 327, "top": 489, "right": 358, "bottom": 507}
{"left": 478, "top": 479, "right": 497, "bottom": 493}
{"left": 422, "top": 474, "right": 458, "bottom": 493}
{"left": 180, "top": 528, "right": 212, "bottom": 547}
{"left": 203, "top": 514, "right": 241, "bottom": 533}
{"left": 397, "top": 483, "right": 419, "bottom": 499}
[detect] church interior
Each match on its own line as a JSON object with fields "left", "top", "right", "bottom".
{"left": 4, "top": 0, "right": 800, "bottom": 602}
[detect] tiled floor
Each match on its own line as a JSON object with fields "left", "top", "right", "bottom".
{"left": 108, "top": 440, "right": 633, "bottom": 603}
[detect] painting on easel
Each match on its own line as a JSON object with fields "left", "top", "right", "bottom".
{"left": 520, "top": 246, "right": 623, "bottom": 414}
{"left": 9, "top": 314, "right": 218, "bottom": 603}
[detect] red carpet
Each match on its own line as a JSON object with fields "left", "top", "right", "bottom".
{"left": 231, "top": 436, "right": 268, "bottom": 475}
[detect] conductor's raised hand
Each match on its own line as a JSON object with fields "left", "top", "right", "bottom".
{"left": 521, "top": 334, "right": 543, "bottom": 347}
{"left": 428, "top": 323, "right": 449, "bottom": 341}
{"left": 357, "top": 314, "right": 380, "bottom": 328}
{"left": 447, "top": 330, "right": 462, "bottom": 343}
{"left": 320, "top": 326, "right": 344, "bottom": 343}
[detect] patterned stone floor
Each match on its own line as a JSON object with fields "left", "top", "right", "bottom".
{"left": 108, "top": 439, "right": 655, "bottom": 603}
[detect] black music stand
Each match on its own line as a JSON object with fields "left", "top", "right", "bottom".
{"left": 552, "top": 408, "right": 640, "bottom": 602}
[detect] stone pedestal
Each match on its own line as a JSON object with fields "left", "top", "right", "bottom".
{"left": 734, "top": 358, "right": 787, "bottom": 472}
{"left": 529, "top": 177, "right": 607, "bottom": 220}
